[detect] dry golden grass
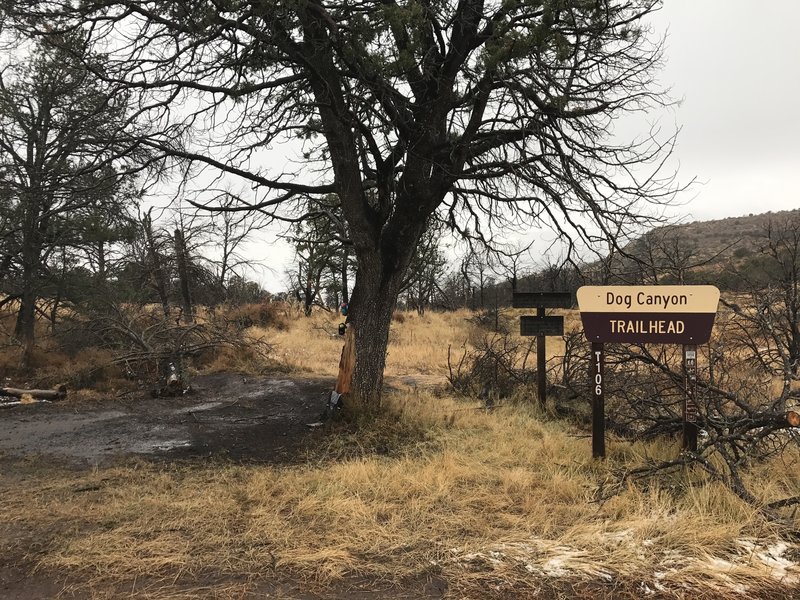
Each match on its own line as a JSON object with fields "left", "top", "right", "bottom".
{"left": 3, "top": 304, "right": 800, "bottom": 597}
{"left": 251, "top": 308, "right": 480, "bottom": 378}
{"left": 2, "top": 391, "right": 798, "bottom": 598}
{"left": 252, "top": 307, "right": 580, "bottom": 381}
{"left": 0, "top": 300, "right": 576, "bottom": 387}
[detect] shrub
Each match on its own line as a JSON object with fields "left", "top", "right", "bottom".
{"left": 224, "top": 302, "right": 290, "bottom": 331}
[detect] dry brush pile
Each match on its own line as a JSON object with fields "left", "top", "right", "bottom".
{"left": 0, "top": 300, "right": 290, "bottom": 393}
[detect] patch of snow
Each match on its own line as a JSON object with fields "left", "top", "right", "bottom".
{"left": 151, "top": 439, "right": 193, "bottom": 451}
{"left": 736, "top": 539, "right": 799, "bottom": 583}
{"left": 129, "top": 438, "right": 192, "bottom": 453}
{"left": 175, "top": 401, "right": 223, "bottom": 414}
{"left": 541, "top": 557, "right": 570, "bottom": 577}
{"left": 448, "top": 536, "right": 799, "bottom": 594}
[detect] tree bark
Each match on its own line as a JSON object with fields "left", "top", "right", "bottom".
{"left": 174, "top": 228, "right": 194, "bottom": 323}
{"left": 15, "top": 194, "right": 43, "bottom": 364}
{"left": 341, "top": 249, "right": 349, "bottom": 305}
{"left": 15, "top": 234, "right": 42, "bottom": 366}
{"left": 15, "top": 285, "right": 36, "bottom": 366}
{"left": 346, "top": 259, "right": 404, "bottom": 413}
{"left": 143, "top": 210, "right": 170, "bottom": 318}
{"left": 14, "top": 272, "right": 36, "bottom": 341}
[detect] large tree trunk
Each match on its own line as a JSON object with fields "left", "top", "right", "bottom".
{"left": 14, "top": 284, "right": 36, "bottom": 360}
{"left": 15, "top": 213, "right": 42, "bottom": 366}
{"left": 345, "top": 259, "right": 404, "bottom": 413}
{"left": 96, "top": 240, "right": 107, "bottom": 283}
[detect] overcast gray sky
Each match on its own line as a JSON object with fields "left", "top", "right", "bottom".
{"left": 652, "top": 1, "right": 800, "bottom": 221}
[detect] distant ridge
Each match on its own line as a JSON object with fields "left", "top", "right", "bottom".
{"left": 646, "top": 208, "right": 800, "bottom": 264}
{"left": 511, "top": 208, "right": 800, "bottom": 294}
{"left": 617, "top": 208, "right": 800, "bottom": 278}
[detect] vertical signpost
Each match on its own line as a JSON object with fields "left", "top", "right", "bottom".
{"left": 591, "top": 342, "right": 605, "bottom": 459}
{"left": 577, "top": 286, "right": 720, "bottom": 459}
{"left": 513, "top": 292, "right": 572, "bottom": 406}
{"left": 536, "top": 306, "right": 547, "bottom": 405}
{"left": 683, "top": 344, "right": 698, "bottom": 451}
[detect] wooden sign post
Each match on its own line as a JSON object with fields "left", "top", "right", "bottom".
{"left": 683, "top": 344, "right": 698, "bottom": 451}
{"left": 591, "top": 342, "right": 605, "bottom": 459}
{"left": 513, "top": 292, "right": 571, "bottom": 406}
{"left": 577, "top": 286, "right": 720, "bottom": 459}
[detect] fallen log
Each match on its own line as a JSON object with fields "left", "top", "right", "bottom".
{"left": 0, "top": 384, "right": 67, "bottom": 401}
{"left": 0, "top": 400, "right": 50, "bottom": 408}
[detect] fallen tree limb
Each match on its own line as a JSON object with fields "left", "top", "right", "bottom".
{"left": 0, "top": 399, "right": 51, "bottom": 408}
{"left": 0, "top": 384, "right": 67, "bottom": 400}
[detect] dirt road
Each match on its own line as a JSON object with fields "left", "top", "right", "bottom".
{"left": 0, "top": 373, "right": 333, "bottom": 465}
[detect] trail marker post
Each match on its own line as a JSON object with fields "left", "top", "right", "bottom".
{"left": 591, "top": 342, "right": 605, "bottom": 459}
{"left": 513, "top": 292, "right": 571, "bottom": 406}
{"left": 683, "top": 344, "right": 698, "bottom": 451}
{"left": 577, "top": 285, "right": 720, "bottom": 459}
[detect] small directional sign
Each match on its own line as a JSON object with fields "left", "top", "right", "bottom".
{"left": 513, "top": 291, "right": 572, "bottom": 309}
{"left": 520, "top": 315, "right": 564, "bottom": 337}
{"left": 513, "top": 290, "right": 571, "bottom": 407}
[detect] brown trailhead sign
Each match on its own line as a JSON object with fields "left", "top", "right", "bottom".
{"left": 577, "top": 285, "right": 720, "bottom": 344}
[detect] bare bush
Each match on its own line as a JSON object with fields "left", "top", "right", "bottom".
{"left": 447, "top": 334, "right": 536, "bottom": 401}
{"left": 79, "top": 303, "right": 273, "bottom": 385}
{"left": 558, "top": 321, "right": 800, "bottom": 518}
{"left": 223, "top": 302, "right": 291, "bottom": 331}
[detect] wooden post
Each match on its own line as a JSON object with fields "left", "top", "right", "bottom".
{"left": 591, "top": 342, "right": 605, "bottom": 459}
{"left": 683, "top": 344, "right": 698, "bottom": 451}
{"left": 513, "top": 291, "right": 569, "bottom": 408}
{"left": 537, "top": 306, "right": 546, "bottom": 406}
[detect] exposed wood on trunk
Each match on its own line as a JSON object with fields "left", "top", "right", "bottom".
{"left": 335, "top": 325, "right": 356, "bottom": 395}
{"left": 1, "top": 384, "right": 67, "bottom": 400}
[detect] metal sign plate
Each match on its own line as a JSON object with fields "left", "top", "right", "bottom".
{"left": 512, "top": 291, "right": 572, "bottom": 309}
{"left": 576, "top": 285, "right": 720, "bottom": 344}
{"left": 520, "top": 315, "right": 564, "bottom": 337}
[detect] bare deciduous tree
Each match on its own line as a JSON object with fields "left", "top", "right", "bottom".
{"left": 9, "top": 1, "right": 680, "bottom": 410}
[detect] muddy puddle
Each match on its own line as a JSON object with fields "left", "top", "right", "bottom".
{"left": 0, "top": 374, "right": 333, "bottom": 465}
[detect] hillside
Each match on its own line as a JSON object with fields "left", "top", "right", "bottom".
{"left": 608, "top": 208, "right": 800, "bottom": 287}
{"left": 646, "top": 208, "right": 799, "bottom": 262}
{"left": 511, "top": 208, "right": 800, "bottom": 295}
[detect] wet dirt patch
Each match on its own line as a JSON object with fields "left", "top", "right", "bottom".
{"left": 0, "top": 373, "right": 334, "bottom": 466}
